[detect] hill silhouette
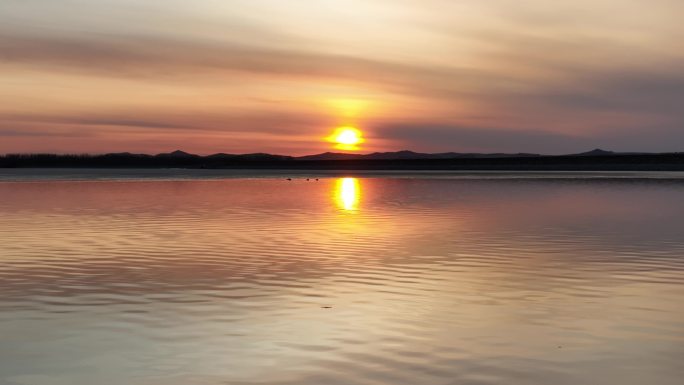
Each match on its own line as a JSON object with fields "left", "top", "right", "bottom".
{"left": 1, "top": 149, "right": 683, "bottom": 171}
{"left": 299, "top": 150, "right": 543, "bottom": 160}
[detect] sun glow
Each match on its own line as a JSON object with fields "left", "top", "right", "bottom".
{"left": 327, "top": 126, "right": 365, "bottom": 151}
{"left": 326, "top": 99, "right": 370, "bottom": 119}
{"left": 335, "top": 177, "right": 360, "bottom": 211}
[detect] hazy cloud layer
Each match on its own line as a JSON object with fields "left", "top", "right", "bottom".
{"left": 376, "top": 123, "right": 684, "bottom": 154}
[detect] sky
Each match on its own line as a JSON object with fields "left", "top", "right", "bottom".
{"left": 1, "top": 0, "right": 683, "bottom": 155}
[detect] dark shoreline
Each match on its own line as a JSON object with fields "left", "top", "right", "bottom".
{"left": 2, "top": 153, "right": 684, "bottom": 171}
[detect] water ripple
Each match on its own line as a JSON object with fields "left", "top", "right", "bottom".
{"left": 1, "top": 177, "right": 683, "bottom": 384}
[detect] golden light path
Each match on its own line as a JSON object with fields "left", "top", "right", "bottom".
{"left": 334, "top": 177, "right": 361, "bottom": 211}
{"left": 327, "top": 126, "right": 365, "bottom": 151}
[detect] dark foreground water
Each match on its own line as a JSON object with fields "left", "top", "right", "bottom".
{"left": 1, "top": 171, "right": 683, "bottom": 385}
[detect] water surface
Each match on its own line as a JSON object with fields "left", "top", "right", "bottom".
{"left": 1, "top": 173, "right": 683, "bottom": 385}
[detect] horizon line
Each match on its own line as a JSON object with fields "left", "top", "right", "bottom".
{"left": 2, "top": 148, "right": 676, "bottom": 158}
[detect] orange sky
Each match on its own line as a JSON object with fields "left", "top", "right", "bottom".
{"left": 1, "top": 0, "right": 684, "bottom": 155}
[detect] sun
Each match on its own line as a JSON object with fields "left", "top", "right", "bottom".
{"left": 327, "top": 126, "right": 365, "bottom": 151}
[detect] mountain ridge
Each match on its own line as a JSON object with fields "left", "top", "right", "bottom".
{"left": 3, "top": 149, "right": 684, "bottom": 171}
{"left": 148, "top": 148, "right": 650, "bottom": 160}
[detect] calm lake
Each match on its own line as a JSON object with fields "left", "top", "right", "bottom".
{"left": 1, "top": 170, "right": 683, "bottom": 385}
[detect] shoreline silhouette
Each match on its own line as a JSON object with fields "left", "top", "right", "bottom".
{"left": 1, "top": 149, "right": 684, "bottom": 171}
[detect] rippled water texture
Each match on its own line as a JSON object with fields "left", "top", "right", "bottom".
{"left": 1, "top": 174, "right": 683, "bottom": 385}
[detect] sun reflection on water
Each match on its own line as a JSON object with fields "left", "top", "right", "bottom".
{"left": 335, "top": 177, "right": 361, "bottom": 211}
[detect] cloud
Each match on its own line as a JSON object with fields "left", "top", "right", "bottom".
{"left": 375, "top": 124, "right": 590, "bottom": 153}
{"left": 375, "top": 122, "right": 684, "bottom": 154}
{"left": 0, "top": 29, "right": 516, "bottom": 98}
{"left": 529, "top": 71, "right": 684, "bottom": 116}
{"left": 0, "top": 109, "right": 331, "bottom": 137}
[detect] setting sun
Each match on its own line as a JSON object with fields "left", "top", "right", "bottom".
{"left": 327, "top": 126, "right": 365, "bottom": 151}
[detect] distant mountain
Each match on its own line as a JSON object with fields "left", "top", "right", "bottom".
{"left": 296, "top": 150, "right": 542, "bottom": 161}
{"left": 155, "top": 150, "right": 198, "bottom": 158}
{"left": 446, "top": 152, "right": 541, "bottom": 159}
{"left": 572, "top": 149, "right": 616, "bottom": 156}
{"left": 4, "top": 149, "right": 684, "bottom": 170}
{"left": 206, "top": 152, "right": 236, "bottom": 159}
{"left": 297, "top": 152, "right": 366, "bottom": 161}
{"left": 104, "top": 149, "right": 659, "bottom": 161}
{"left": 105, "top": 152, "right": 151, "bottom": 158}
{"left": 363, "top": 150, "right": 438, "bottom": 160}
{"left": 113, "top": 149, "right": 660, "bottom": 161}
{"left": 234, "top": 153, "right": 293, "bottom": 161}
{"left": 569, "top": 149, "right": 653, "bottom": 157}
{"left": 206, "top": 152, "right": 294, "bottom": 161}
